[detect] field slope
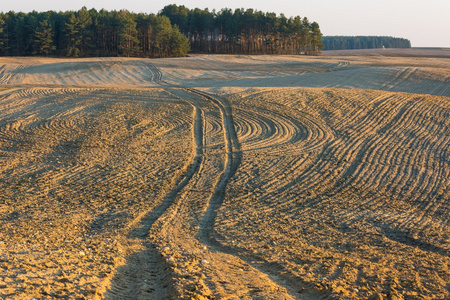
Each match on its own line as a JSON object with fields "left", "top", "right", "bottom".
{"left": 0, "top": 49, "right": 449, "bottom": 299}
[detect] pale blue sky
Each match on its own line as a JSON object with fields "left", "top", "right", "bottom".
{"left": 2, "top": 0, "right": 449, "bottom": 47}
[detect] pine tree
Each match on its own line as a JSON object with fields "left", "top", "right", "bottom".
{"left": 64, "top": 13, "right": 81, "bottom": 57}
{"left": 153, "top": 16, "right": 172, "bottom": 57}
{"left": 169, "top": 25, "right": 190, "bottom": 57}
{"left": 64, "top": 7, "right": 93, "bottom": 57}
{"left": 33, "top": 19, "right": 56, "bottom": 55}
{"left": 310, "top": 22, "right": 323, "bottom": 55}
{"left": 118, "top": 10, "right": 140, "bottom": 57}
{"left": 78, "top": 7, "right": 95, "bottom": 55}
{"left": 0, "top": 15, "right": 4, "bottom": 48}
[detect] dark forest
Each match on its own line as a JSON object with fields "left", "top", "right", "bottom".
{"left": 0, "top": 7, "right": 190, "bottom": 58}
{"left": 322, "top": 36, "right": 411, "bottom": 50}
{"left": 1, "top": 6, "right": 411, "bottom": 57}
{"left": 0, "top": 5, "right": 324, "bottom": 58}
{"left": 159, "top": 5, "right": 323, "bottom": 55}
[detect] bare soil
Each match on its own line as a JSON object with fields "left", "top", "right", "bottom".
{"left": 0, "top": 49, "right": 449, "bottom": 299}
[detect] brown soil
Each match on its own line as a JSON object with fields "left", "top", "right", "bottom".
{"left": 0, "top": 50, "right": 448, "bottom": 299}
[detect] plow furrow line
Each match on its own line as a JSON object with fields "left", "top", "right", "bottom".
{"left": 185, "top": 89, "right": 242, "bottom": 246}
{"left": 105, "top": 91, "right": 204, "bottom": 299}
{"left": 187, "top": 89, "right": 330, "bottom": 299}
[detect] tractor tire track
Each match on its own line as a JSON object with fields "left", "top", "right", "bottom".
{"left": 187, "top": 89, "right": 242, "bottom": 245}
{"left": 104, "top": 90, "right": 204, "bottom": 299}
{"left": 187, "top": 89, "right": 328, "bottom": 299}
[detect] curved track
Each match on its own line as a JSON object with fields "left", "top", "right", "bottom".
{"left": 213, "top": 87, "right": 450, "bottom": 299}
{"left": 1, "top": 56, "right": 448, "bottom": 300}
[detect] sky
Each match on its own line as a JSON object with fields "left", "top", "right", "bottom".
{"left": 1, "top": 0, "right": 449, "bottom": 47}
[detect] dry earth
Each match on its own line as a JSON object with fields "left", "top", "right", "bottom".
{"left": 0, "top": 48, "right": 449, "bottom": 299}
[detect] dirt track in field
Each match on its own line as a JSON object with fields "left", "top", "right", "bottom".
{"left": 0, "top": 49, "right": 449, "bottom": 299}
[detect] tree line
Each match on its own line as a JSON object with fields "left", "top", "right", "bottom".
{"left": 0, "top": 5, "right": 324, "bottom": 57}
{"left": 322, "top": 36, "right": 411, "bottom": 50}
{"left": 160, "top": 5, "right": 323, "bottom": 55}
{"left": 0, "top": 7, "right": 190, "bottom": 57}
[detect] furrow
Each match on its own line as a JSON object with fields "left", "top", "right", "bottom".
{"left": 105, "top": 93, "right": 204, "bottom": 299}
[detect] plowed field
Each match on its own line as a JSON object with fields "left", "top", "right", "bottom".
{"left": 0, "top": 49, "right": 449, "bottom": 299}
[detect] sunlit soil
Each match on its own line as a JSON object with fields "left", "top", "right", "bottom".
{"left": 0, "top": 49, "right": 448, "bottom": 299}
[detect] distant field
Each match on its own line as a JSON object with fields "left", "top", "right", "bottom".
{"left": 322, "top": 47, "right": 450, "bottom": 58}
{"left": 0, "top": 54, "right": 448, "bottom": 299}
